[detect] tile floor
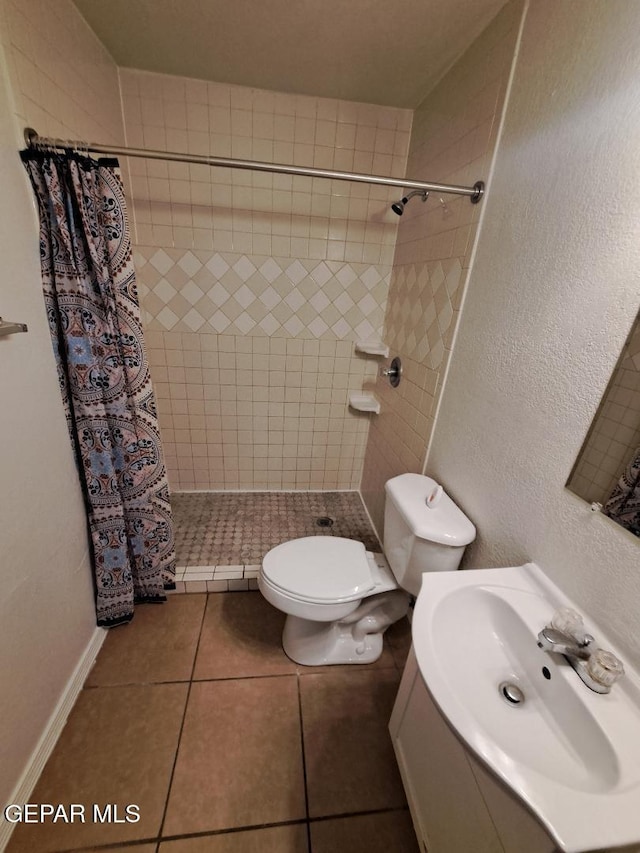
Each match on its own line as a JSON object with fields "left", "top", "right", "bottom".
{"left": 7, "top": 592, "right": 418, "bottom": 853}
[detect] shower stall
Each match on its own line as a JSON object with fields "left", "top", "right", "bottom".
{"left": 21, "top": 66, "right": 489, "bottom": 591}
{"left": 22, "top": 48, "right": 493, "bottom": 592}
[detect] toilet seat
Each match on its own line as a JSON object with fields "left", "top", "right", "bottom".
{"left": 261, "top": 536, "right": 376, "bottom": 604}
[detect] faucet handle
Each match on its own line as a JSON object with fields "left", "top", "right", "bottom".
{"left": 551, "top": 607, "right": 592, "bottom": 646}
{"left": 587, "top": 649, "right": 625, "bottom": 689}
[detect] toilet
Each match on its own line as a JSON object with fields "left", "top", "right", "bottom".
{"left": 259, "top": 473, "right": 476, "bottom": 666}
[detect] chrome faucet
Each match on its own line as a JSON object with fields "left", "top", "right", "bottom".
{"left": 537, "top": 626, "right": 594, "bottom": 660}
{"left": 537, "top": 610, "right": 624, "bottom": 694}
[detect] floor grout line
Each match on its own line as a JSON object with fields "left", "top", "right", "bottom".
{"left": 308, "top": 805, "right": 412, "bottom": 823}
{"left": 156, "top": 817, "right": 310, "bottom": 843}
{"left": 55, "top": 808, "right": 414, "bottom": 851}
{"left": 156, "top": 593, "right": 209, "bottom": 840}
{"left": 54, "top": 841, "right": 159, "bottom": 852}
{"left": 55, "top": 840, "right": 159, "bottom": 852}
{"left": 296, "top": 673, "right": 313, "bottom": 853}
{"left": 83, "top": 663, "right": 402, "bottom": 691}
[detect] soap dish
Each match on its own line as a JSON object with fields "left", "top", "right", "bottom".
{"left": 349, "top": 392, "right": 381, "bottom": 414}
{"left": 355, "top": 339, "right": 389, "bottom": 357}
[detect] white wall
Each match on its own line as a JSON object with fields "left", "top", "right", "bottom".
{"left": 0, "top": 53, "right": 98, "bottom": 805}
{"left": 0, "top": 0, "right": 136, "bottom": 816}
{"left": 427, "top": 0, "right": 640, "bottom": 662}
{"left": 0, "top": 0, "right": 126, "bottom": 808}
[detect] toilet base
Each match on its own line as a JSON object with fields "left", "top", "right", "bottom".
{"left": 282, "top": 589, "right": 410, "bottom": 666}
{"left": 283, "top": 614, "right": 384, "bottom": 665}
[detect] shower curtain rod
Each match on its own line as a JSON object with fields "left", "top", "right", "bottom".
{"left": 23, "top": 127, "right": 484, "bottom": 203}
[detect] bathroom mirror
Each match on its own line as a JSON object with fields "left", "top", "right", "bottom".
{"left": 567, "top": 308, "right": 640, "bottom": 538}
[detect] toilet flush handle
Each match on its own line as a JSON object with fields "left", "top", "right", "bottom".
{"left": 426, "top": 484, "right": 443, "bottom": 508}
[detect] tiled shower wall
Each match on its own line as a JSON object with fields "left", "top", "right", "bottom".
{"left": 143, "top": 329, "right": 377, "bottom": 489}
{"left": 570, "top": 316, "right": 640, "bottom": 504}
{"left": 120, "top": 69, "right": 411, "bottom": 489}
{"left": 361, "top": 0, "right": 525, "bottom": 531}
{"left": 3, "top": 2, "right": 525, "bottom": 501}
{"left": 0, "top": 0, "right": 123, "bottom": 149}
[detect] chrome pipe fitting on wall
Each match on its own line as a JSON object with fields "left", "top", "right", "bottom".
{"left": 381, "top": 356, "right": 402, "bottom": 388}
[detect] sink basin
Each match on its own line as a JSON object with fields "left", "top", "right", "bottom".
{"left": 412, "top": 563, "right": 640, "bottom": 853}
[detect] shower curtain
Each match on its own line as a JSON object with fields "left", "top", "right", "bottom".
{"left": 22, "top": 149, "right": 176, "bottom": 626}
{"left": 604, "top": 447, "right": 640, "bottom": 537}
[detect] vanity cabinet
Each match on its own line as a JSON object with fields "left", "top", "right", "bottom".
{"left": 389, "top": 646, "right": 556, "bottom": 853}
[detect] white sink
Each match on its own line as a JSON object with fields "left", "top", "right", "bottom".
{"left": 412, "top": 563, "right": 640, "bottom": 853}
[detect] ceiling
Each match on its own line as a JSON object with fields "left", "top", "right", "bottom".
{"left": 73, "top": 0, "right": 508, "bottom": 108}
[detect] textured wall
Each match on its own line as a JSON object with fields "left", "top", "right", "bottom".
{"left": 0, "top": 0, "right": 123, "bottom": 809}
{"left": 360, "top": 0, "right": 524, "bottom": 532}
{"left": 120, "top": 69, "right": 411, "bottom": 488}
{"left": 427, "top": 0, "right": 640, "bottom": 662}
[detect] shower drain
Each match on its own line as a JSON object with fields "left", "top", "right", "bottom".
{"left": 315, "top": 516, "right": 335, "bottom": 528}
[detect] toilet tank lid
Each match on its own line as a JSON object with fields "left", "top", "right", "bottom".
{"left": 385, "top": 474, "right": 476, "bottom": 547}
{"left": 262, "top": 536, "right": 375, "bottom": 602}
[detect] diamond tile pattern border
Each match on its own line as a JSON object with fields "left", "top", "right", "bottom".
{"left": 134, "top": 247, "right": 391, "bottom": 341}
{"left": 385, "top": 259, "right": 463, "bottom": 369}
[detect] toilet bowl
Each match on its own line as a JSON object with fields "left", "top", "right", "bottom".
{"left": 259, "top": 536, "right": 411, "bottom": 664}
{"left": 259, "top": 473, "right": 476, "bottom": 666}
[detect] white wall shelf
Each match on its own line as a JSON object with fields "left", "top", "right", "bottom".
{"left": 348, "top": 392, "right": 380, "bottom": 414}
{"left": 355, "top": 339, "right": 389, "bottom": 357}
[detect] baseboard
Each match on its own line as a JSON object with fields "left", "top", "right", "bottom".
{"left": 0, "top": 627, "right": 107, "bottom": 852}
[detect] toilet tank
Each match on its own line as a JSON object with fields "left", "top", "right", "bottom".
{"left": 383, "top": 474, "right": 476, "bottom": 597}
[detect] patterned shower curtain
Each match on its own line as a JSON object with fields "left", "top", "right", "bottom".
{"left": 22, "top": 149, "right": 176, "bottom": 626}
{"left": 604, "top": 448, "right": 640, "bottom": 537}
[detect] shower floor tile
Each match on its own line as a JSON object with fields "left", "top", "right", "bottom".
{"left": 171, "top": 490, "right": 381, "bottom": 571}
